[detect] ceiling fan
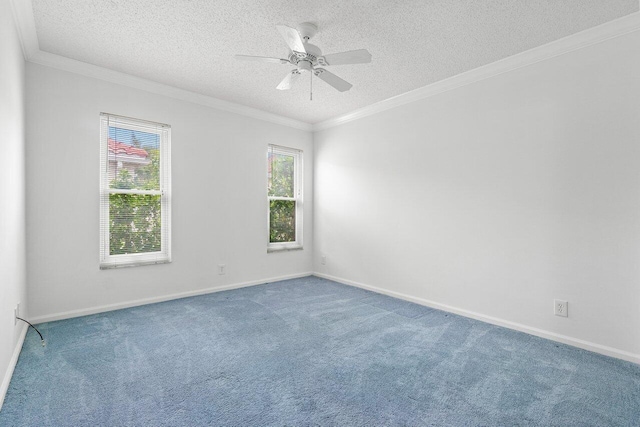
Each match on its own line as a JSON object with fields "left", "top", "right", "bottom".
{"left": 235, "top": 22, "right": 372, "bottom": 98}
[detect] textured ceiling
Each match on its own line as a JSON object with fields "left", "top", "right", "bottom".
{"left": 32, "top": 0, "right": 638, "bottom": 124}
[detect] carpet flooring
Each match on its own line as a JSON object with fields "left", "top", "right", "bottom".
{"left": 1, "top": 276, "right": 638, "bottom": 426}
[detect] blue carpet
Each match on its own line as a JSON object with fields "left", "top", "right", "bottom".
{"left": 1, "top": 276, "right": 638, "bottom": 426}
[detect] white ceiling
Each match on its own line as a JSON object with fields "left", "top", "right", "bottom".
{"left": 31, "top": 0, "right": 638, "bottom": 124}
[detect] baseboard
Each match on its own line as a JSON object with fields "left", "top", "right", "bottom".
{"left": 29, "top": 272, "right": 313, "bottom": 324}
{"left": 313, "top": 273, "right": 640, "bottom": 365}
{"left": 0, "top": 323, "right": 28, "bottom": 412}
{"left": 24, "top": 271, "right": 640, "bottom": 364}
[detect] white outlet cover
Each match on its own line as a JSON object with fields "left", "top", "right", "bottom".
{"left": 554, "top": 299, "right": 568, "bottom": 317}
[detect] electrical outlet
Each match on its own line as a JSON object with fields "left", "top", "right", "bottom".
{"left": 554, "top": 299, "right": 568, "bottom": 317}
{"left": 218, "top": 264, "right": 226, "bottom": 275}
{"left": 14, "top": 303, "right": 20, "bottom": 325}
{"left": 321, "top": 255, "right": 326, "bottom": 265}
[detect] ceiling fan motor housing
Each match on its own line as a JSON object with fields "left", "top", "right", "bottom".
{"left": 289, "top": 42, "right": 322, "bottom": 71}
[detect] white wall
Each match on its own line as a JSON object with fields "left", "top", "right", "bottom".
{"left": 0, "top": 0, "right": 27, "bottom": 409}
{"left": 26, "top": 63, "right": 313, "bottom": 320}
{"left": 314, "top": 31, "right": 640, "bottom": 361}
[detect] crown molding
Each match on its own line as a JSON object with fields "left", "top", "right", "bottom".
{"left": 9, "top": 0, "right": 311, "bottom": 132}
{"left": 313, "top": 11, "right": 640, "bottom": 132}
{"left": 29, "top": 50, "right": 313, "bottom": 131}
{"left": 9, "top": 0, "right": 38, "bottom": 60}
{"left": 10, "top": 0, "right": 640, "bottom": 134}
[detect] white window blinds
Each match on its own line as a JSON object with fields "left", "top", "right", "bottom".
{"left": 99, "top": 113, "right": 171, "bottom": 268}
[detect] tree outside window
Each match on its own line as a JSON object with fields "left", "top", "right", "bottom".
{"left": 267, "top": 145, "right": 302, "bottom": 249}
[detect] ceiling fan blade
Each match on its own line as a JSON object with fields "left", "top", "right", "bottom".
{"left": 314, "top": 68, "right": 352, "bottom": 92}
{"left": 320, "top": 49, "right": 372, "bottom": 66}
{"left": 235, "top": 55, "right": 289, "bottom": 64}
{"left": 277, "top": 70, "right": 301, "bottom": 90}
{"left": 276, "top": 25, "right": 306, "bottom": 54}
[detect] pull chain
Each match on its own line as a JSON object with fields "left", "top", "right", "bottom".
{"left": 310, "top": 70, "right": 313, "bottom": 101}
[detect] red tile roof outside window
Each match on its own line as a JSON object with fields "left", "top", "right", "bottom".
{"left": 108, "top": 138, "right": 149, "bottom": 158}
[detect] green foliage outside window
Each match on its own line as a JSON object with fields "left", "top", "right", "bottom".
{"left": 110, "top": 193, "right": 161, "bottom": 255}
{"left": 268, "top": 153, "right": 294, "bottom": 197}
{"left": 110, "top": 149, "right": 162, "bottom": 255}
{"left": 268, "top": 153, "right": 296, "bottom": 243}
{"left": 270, "top": 200, "right": 296, "bottom": 243}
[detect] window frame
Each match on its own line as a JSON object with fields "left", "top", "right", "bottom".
{"left": 99, "top": 113, "right": 172, "bottom": 269}
{"left": 267, "top": 144, "right": 303, "bottom": 252}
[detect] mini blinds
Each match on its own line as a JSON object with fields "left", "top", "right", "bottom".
{"left": 99, "top": 113, "right": 171, "bottom": 268}
{"left": 267, "top": 144, "right": 302, "bottom": 250}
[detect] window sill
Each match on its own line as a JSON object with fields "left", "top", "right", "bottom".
{"left": 267, "top": 245, "right": 303, "bottom": 253}
{"left": 100, "top": 259, "right": 171, "bottom": 269}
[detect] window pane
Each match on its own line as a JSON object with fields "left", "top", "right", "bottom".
{"left": 108, "top": 127, "right": 160, "bottom": 191}
{"left": 270, "top": 200, "right": 296, "bottom": 243}
{"left": 268, "top": 152, "right": 294, "bottom": 197}
{"left": 110, "top": 194, "right": 161, "bottom": 255}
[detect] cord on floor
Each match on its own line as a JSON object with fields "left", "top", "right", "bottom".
{"left": 16, "top": 317, "right": 45, "bottom": 347}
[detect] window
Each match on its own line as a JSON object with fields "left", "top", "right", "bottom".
{"left": 267, "top": 145, "right": 302, "bottom": 251}
{"left": 100, "top": 113, "right": 171, "bottom": 268}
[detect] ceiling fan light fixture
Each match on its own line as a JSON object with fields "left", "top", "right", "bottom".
{"left": 297, "top": 61, "right": 312, "bottom": 72}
